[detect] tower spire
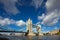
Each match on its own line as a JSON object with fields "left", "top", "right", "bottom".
{"left": 28, "top": 18, "right": 31, "bottom": 21}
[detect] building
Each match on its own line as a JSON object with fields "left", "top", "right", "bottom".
{"left": 48, "top": 29, "right": 60, "bottom": 35}
{"left": 8, "top": 18, "right": 42, "bottom": 36}
{"left": 26, "top": 18, "right": 43, "bottom": 36}
{"left": 26, "top": 18, "right": 35, "bottom": 36}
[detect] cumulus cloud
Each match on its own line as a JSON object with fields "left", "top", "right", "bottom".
{"left": 0, "top": 0, "right": 44, "bottom": 14}
{"left": 0, "top": 0, "right": 19, "bottom": 15}
{"left": 36, "top": 22, "right": 41, "bottom": 25}
{"left": 0, "top": 16, "right": 26, "bottom": 31}
{"left": 31, "top": 0, "right": 43, "bottom": 9}
{"left": 36, "top": 22, "right": 41, "bottom": 28}
{"left": 16, "top": 20, "right": 25, "bottom": 26}
{"left": 0, "top": 16, "right": 25, "bottom": 27}
{"left": 46, "top": 0, "right": 60, "bottom": 12}
{"left": 42, "top": 10, "right": 60, "bottom": 26}
{"left": 0, "top": 18, "right": 15, "bottom": 26}
{"left": 39, "top": 0, "right": 60, "bottom": 26}
{"left": 38, "top": 14, "right": 45, "bottom": 20}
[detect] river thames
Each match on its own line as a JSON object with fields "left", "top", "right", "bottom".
{"left": 0, "top": 35, "right": 60, "bottom": 40}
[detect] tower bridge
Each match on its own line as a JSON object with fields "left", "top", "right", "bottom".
{"left": 25, "top": 18, "right": 42, "bottom": 36}
{"left": 0, "top": 18, "right": 43, "bottom": 36}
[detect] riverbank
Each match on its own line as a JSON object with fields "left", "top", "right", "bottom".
{"left": 0, "top": 35, "right": 60, "bottom": 40}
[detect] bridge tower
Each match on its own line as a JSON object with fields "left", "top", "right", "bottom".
{"left": 26, "top": 18, "right": 35, "bottom": 36}
{"left": 36, "top": 25, "right": 43, "bottom": 36}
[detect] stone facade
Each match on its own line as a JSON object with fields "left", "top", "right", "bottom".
{"left": 49, "top": 30, "right": 59, "bottom": 35}
{"left": 26, "top": 18, "right": 35, "bottom": 36}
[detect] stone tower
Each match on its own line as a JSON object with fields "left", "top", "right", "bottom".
{"left": 36, "top": 25, "right": 43, "bottom": 36}
{"left": 26, "top": 18, "right": 35, "bottom": 36}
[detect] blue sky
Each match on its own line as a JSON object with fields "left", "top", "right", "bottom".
{"left": 0, "top": 0, "right": 60, "bottom": 33}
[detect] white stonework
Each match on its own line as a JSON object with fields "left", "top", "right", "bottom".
{"left": 26, "top": 18, "right": 35, "bottom": 36}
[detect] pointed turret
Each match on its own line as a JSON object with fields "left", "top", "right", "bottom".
{"left": 28, "top": 18, "right": 31, "bottom": 21}
{"left": 27, "top": 18, "right": 32, "bottom": 24}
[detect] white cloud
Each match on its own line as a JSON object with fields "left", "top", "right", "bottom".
{"left": 38, "top": 14, "right": 45, "bottom": 20}
{"left": 42, "top": 30, "right": 49, "bottom": 33}
{"left": 0, "top": 18, "right": 16, "bottom": 26}
{"left": 42, "top": 10, "right": 60, "bottom": 26}
{"left": 46, "top": 0, "right": 60, "bottom": 12}
{"left": 41, "top": 29, "right": 44, "bottom": 31}
{"left": 16, "top": 20, "right": 25, "bottom": 26}
{"left": 36, "top": 22, "right": 41, "bottom": 28}
{"left": 0, "top": 18, "right": 10, "bottom": 26}
{"left": 10, "top": 19, "right": 16, "bottom": 24}
{"left": 31, "top": 0, "right": 43, "bottom": 9}
{"left": 0, "top": 0, "right": 19, "bottom": 15}
{"left": 0, "top": 16, "right": 26, "bottom": 27}
{"left": 40, "top": 0, "right": 60, "bottom": 26}
{"left": 36, "top": 22, "right": 41, "bottom": 25}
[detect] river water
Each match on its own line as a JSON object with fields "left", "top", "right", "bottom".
{"left": 0, "top": 35, "right": 60, "bottom": 40}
